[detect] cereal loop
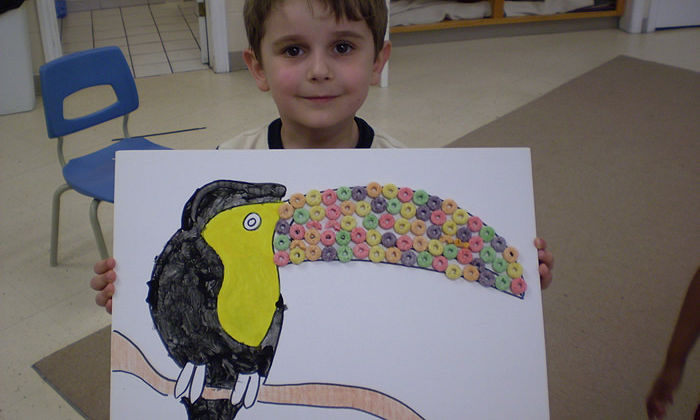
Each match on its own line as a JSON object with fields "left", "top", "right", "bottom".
{"left": 443, "top": 244, "right": 459, "bottom": 260}
{"left": 413, "top": 236, "right": 429, "bottom": 252}
{"left": 382, "top": 183, "right": 399, "bottom": 199}
{"left": 379, "top": 214, "right": 395, "bottom": 230}
{"left": 289, "top": 193, "right": 306, "bottom": 209}
{"left": 306, "top": 245, "right": 322, "bottom": 261}
{"left": 463, "top": 265, "right": 480, "bottom": 282}
{"left": 468, "top": 216, "right": 483, "bottom": 232}
{"left": 369, "top": 245, "right": 385, "bottom": 263}
{"left": 337, "top": 246, "right": 353, "bottom": 262}
{"left": 428, "top": 239, "right": 444, "bottom": 256}
{"left": 503, "top": 246, "right": 519, "bottom": 263}
{"left": 321, "top": 246, "right": 337, "bottom": 261}
{"left": 320, "top": 230, "right": 336, "bottom": 246}
{"left": 495, "top": 274, "right": 511, "bottom": 291}
{"left": 400, "top": 202, "right": 417, "bottom": 219}
{"left": 442, "top": 220, "right": 458, "bottom": 236}
{"left": 290, "top": 239, "right": 305, "bottom": 250}
{"left": 304, "top": 228, "right": 320, "bottom": 245}
{"left": 274, "top": 235, "right": 291, "bottom": 251}
{"left": 430, "top": 210, "right": 447, "bottom": 226}
{"left": 411, "top": 219, "right": 427, "bottom": 236}
{"left": 441, "top": 199, "right": 458, "bottom": 214}
{"left": 273, "top": 251, "right": 290, "bottom": 267}
{"left": 394, "top": 218, "right": 411, "bottom": 235}
{"left": 293, "top": 208, "right": 310, "bottom": 225}
{"left": 289, "top": 248, "right": 305, "bottom": 264}
{"left": 511, "top": 278, "right": 527, "bottom": 294}
{"left": 385, "top": 247, "right": 402, "bottom": 263}
{"left": 366, "top": 182, "right": 382, "bottom": 198}
{"left": 432, "top": 256, "right": 448, "bottom": 272}
{"left": 445, "top": 265, "right": 462, "bottom": 280}
{"left": 353, "top": 243, "right": 370, "bottom": 259}
{"left": 452, "top": 208, "right": 469, "bottom": 224}
{"left": 480, "top": 246, "right": 496, "bottom": 263}
{"left": 457, "top": 247, "right": 473, "bottom": 265}
{"left": 417, "top": 251, "right": 433, "bottom": 268}
{"left": 412, "top": 190, "right": 429, "bottom": 206}
{"left": 336, "top": 186, "right": 352, "bottom": 201}
{"left": 278, "top": 203, "right": 294, "bottom": 220}
{"left": 468, "top": 236, "right": 484, "bottom": 252}
{"left": 355, "top": 201, "right": 371, "bottom": 217}
{"left": 492, "top": 257, "right": 508, "bottom": 273}
{"left": 305, "top": 189, "right": 322, "bottom": 206}
{"left": 289, "top": 224, "right": 305, "bottom": 240}
{"left": 363, "top": 214, "right": 379, "bottom": 230}
{"left": 340, "top": 201, "right": 356, "bottom": 216}
{"left": 336, "top": 230, "right": 351, "bottom": 246}
{"left": 366, "top": 229, "right": 382, "bottom": 246}
{"left": 480, "top": 226, "right": 496, "bottom": 242}
{"left": 325, "top": 220, "right": 341, "bottom": 231}
{"left": 325, "top": 204, "right": 341, "bottom": 220}
{"left": 309, "top": 205, "right": 326, "bottom": 221}
{"left": 351, "top": 227, "right": 367, "bottom": 244}
{"left": 386, "top": 198, "right": 402, "bottom": 215}
{"left": 396, "top": 235, "right": 413, "bottom": 251}
{"left": 321, "top": 189, "right": 337, "bottom": 205}
{"left": 341, "top": 215, "right": 357, "bottom": 231}
{"left": 507, "top": 262, "right": 524, "bottom": 279}
{"left": 307, "top": 220, "right": 322, "bottom": 231}
{"left": 398, "top": 187, "right": 414, "bottom": 203}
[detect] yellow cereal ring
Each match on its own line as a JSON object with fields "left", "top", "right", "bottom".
{"left": 400, "top": 202, "right": 417, "bottom": 219}
{"left": 394, "top": 218, "right": 411, "bottom": 235}
{"left": 445, "top": 264, "right": 462, "bottom": 280}
{"left": 289, "top": 247, "right": 305, "bottom": 264}
{"left": 382, "top": 183, "right": 398, "bottom": 199}
{"left": 305, "top": 189, "right": 322, "bottom": 206}
{"left": 366, "top": 229, "right": 382, "bottom": 246}
{"left": 369, "top": 245, "right": 385, "bottom": 263}
{"left": 428, "top": 239, "right": 444, "bottom": 256}
{"left": 452, "top": 208, "right": 469, "bottom": 225}
{"left": 507, "top": 262, "right": 523, "bottom": 279}
{"left": 355, "top": 201, "right": 371, "bottom": 217}
{"left": 442, "top": 220, "right": 458, "bottom": 236}
{"left": 309, "top": 205, "right": 326, "bottom": 221}
{"left": 341, "top": 215, "right": 357, "bottom": 231}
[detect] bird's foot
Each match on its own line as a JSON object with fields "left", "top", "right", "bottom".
{"left": 231, "top": 372, "right": 263, "bottom": 409}
{"left": 174, "top": 362, "right": 207, "bottom": 403}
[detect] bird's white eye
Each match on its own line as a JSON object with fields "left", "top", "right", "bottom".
{"left": 243, "top": 212, "right": 262, "bottom": 231}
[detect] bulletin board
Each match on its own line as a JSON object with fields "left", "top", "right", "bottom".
{"left": 110, "top": 148, "right": 549, "bottom": 419}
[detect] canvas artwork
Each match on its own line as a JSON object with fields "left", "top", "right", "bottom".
{"left": 110, "top": 148, "right": 549, "bottom": 419}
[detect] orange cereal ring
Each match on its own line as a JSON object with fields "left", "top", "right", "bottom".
{"left": 366, "top": 182, "right": 382, "bottom": 198}
{"left": 306, "top": 244, "right": 322, "bottom": 261}
{"left": 340, "top": 200, "right": 356, "bottom": 216}
{"left": 441, "top": 199, "right": 458, "bottom": 214}
{"left": 289, "top": 193, "right": 306, "bottom": 209}
{"left": 385, "top": 247, "right": 402, "bottom": 263}
{"left": 304, "top": 228, "right": 320, "bottom": 245}
{"left": 305, "top": 189, "right": 322, "bottom": 206}
{"left": 278, "top": 202, "right": 294, "bottom": 219}
{"left": 463, "top": 265, "right": 480, "bottom": 282}
{"left": 413, "top": 236, "right": 428, "bottom": 252}
{"left": 290, "top": 239, "right": 306, "bottom": 250}
{"left": 503, "top": 246, "right": 519, "bottom": 263}
{"left": 411, "top": 219, "right": 427, "bottom": 236}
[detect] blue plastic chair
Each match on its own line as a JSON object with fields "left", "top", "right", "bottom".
{"left": 40, "top": 46, "right": 170, "bottom": 265}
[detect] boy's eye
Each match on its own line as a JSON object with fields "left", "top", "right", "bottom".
{"left": 334, "top": 42, "right": 353, "bottom": 55}
{"left": 283, "top": 46, "right": 302, "bottom": 57}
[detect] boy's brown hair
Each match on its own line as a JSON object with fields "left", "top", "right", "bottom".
{"left": 244, "top": 0, "right": 388, "bottom": 63}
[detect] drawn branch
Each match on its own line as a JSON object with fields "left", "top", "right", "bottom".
{"left": 111, "top": 330, "right": 423, "bottom": 419}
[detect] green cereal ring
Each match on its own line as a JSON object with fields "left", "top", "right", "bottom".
{"left": 492, "top": 257, "right": 508, "bottom": 273}
{"left": 336, "top": 230, "right": 351, "bottom": 245}
{"left": 369, "top": 245, "right": 385, "bottom": 263}
{"left": 443, "top": 244, "right": 459, "bottom": 260}
{"left": 382, "top": 183, "right": 399, "bottom": 199}
{"left": 355, "top": 201, "right": 371, "bottom": 217}
{"left": 386, "top": 198, "right": 402, "bottom": 214}
{"left": 363, "top": 214, "right": 379, "bottom": 230}
{"left": 337, "top": 245, "right": 353, "bottom": 262}
{"left": 336, "top": 186, "right": 352, "bottom": 201}
{"left": 289, "top": 247, "right": 305, "bottom": 264}
{"left": 309, "top": 205, "right": 326, "bottom": 221}
{"left": 428, "top": 239, "right": 443, "bottom": 256}
{"left": 442, "top": 220, "right": 458, "bottom": 236}
{"left": 293, "top": 208, "right": 310, "bottom": 224}
{"left": 274, "top": 235, "right": 290, "bottom": 250}
{"left": 417, "top": 251, "right": 433, "bottom": 268}
{"left": 452, "top": 208, "right": 469, "bottom": 225}
{"left": 412, "top": 189, "right": 429, "bottom": 205}
{"left": 480, "top": 226, "right": 496, "bottom": 242}
{"left": 341, "top": 215, "right": 356, "bottom": 231}
{"left": 480, "top": 246, "right": 496, "bottom": 263}
{"left": 394, "top": 218, "right": 411, "bottom": 235}
{"left": 306, "top": 189, "right": 322, "bottom": 206}
{"left": 400, "top": 202, "right": 417, "bottom": 219}
{"left": 445, "top": 264, "right": 462, "bottom": 280}
{"left": 507, "top": 262, "right": 523, "bottom": 279}
{"left": 366, "top": 229, "right": 382, "bottom": 246}
{"left": 495, "top": 273, "right": 511, "bottom": 291}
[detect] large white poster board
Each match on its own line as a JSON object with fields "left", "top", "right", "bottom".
{"left": 111, "top": 148, "right": 548, "bottom": 419}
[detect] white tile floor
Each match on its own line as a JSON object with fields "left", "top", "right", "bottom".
{"left": 60, "top": 1, "right": 206, "bottom": 78}
{"left": 1, "top": 26, "right": 699, "bottom": 420}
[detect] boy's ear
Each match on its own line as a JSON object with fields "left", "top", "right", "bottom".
{"left": 243, "top": 49, "right": 270, "bottom": 92}
{"left": 371, "top": 41, "right": 392, "bottom": 86}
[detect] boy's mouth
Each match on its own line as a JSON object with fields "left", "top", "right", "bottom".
{"left": 302, "top": 95, "right": 338, "bottom": 104}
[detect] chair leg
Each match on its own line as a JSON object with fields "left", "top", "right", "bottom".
{"left": 90, "top": 199, "right": 110, "bottom": 260}
{"left": 50, "top": 184, "right": 72, "bottom": 266}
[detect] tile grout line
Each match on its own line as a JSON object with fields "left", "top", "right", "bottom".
{"left": 147, "top": 3, "right": 174, "bottom": 75}
{"left": 90, "top": 9, "right": 95, "bottom": 49}
{"left": 178, "top": 3, "right": 200, "bottom": 51}
{"left": 119, "top": 7, "right": 136, "bottom": 77}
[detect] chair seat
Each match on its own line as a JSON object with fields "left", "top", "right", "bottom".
{"left": 63, "top": 137, "right": 170, "bottom": 203}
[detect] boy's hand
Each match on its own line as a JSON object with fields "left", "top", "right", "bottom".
{"left": 91, "top": 257, "right": 116, "bottom": 314}
{"left": 534, "top": 238, "right": 554, "bottom": 289}
{"left": 646, "top": 365, "right": 682, "bottom": 419}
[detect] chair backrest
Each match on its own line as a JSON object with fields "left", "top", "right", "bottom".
{"left": 40, "top": 46, "right": 139, "bottom": 138}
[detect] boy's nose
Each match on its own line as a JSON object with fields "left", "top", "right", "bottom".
{"left": 307, "top": 53, "right": 332, "bottom": 82}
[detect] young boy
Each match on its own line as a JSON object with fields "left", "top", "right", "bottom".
{"left": 91, "top": 0, "right": 554, "bottom": 312}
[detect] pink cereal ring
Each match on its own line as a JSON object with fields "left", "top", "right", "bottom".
{"left": 457, "top": 247, "right": 473, "bottom": 265}
{"left": 432, "top": 255, "right": 448, "bottom": 272}
{"left": 320, "top": 230, "right": 336, "bottom": 246}
{"left": 511, "top": 278, "right": 527, "bottom": 294}
{"left": 430, "top": 210, "right": 447, "bottom": 225}
{"left": 273, "top": 251, "right": 290, "bottom": 266}
{"left": 353, "top": 243, "right": 370, "bottom": 259}
{"left": 397, "top": 187, "right": 414, "bottom": 203}
{"left": 379, "top": 213, "right": 395, "bottom": 229}
{"left": 396, "top": 235, "right": 413, "bottom": 251}
{"left": 324, "top": 220, "right": 341, "bottom": 231}
{"left": 289, "top": 224, "right": 306, "bottom": 240}
{"left": 351, "top": 227, "right": 367, "bottom": 244}
{"left": 325, "top": 204, "right": 341, "bottom": 220}
{"left": 321, "top": 189, "right": 337, "bottom": 205}
{"left": 306, "top": 220, "right": 322, "bottom": 231}
{"left": 468, "top": 236, "right": 484, "bottom": 252}
{"left": 468, "top": 216, "right": 483, "bottom": 232}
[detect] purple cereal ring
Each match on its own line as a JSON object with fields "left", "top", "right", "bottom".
{"left": 371, "top": 196, "right": 387, "bottom": 213}
{"left": 478, "top": 271, "right": 496, "bottom": 287}
{"left": 426, "top": 224, "right": 443, "bottom": 239}
{"left": 491, "top": 236, "right": 507, "bottom": 252}
{"left": 381, "top": 232, "right": 397, "bottom": 248}
{"left": 456, "top": 226, "right": 471, "bottom": 242}
{"left": 275, "top": 220, "right": 290, "bottom": 235}
{"left": 401, "top": 250, "right": 417, "bottom": 266}
{"left": 416, "top": 205, "right": 431, "bottom": 221}
{"left": 351, "top": 186, "right": 367, "bottom": 201}
{"left": 321, "top": 246, "right": 337, "bottom": 261}
{"left": 427, "top": 195, "right": 443, "bottom": 211}
{"left": 471, "top": 258, "right": 486, "bottom": 271}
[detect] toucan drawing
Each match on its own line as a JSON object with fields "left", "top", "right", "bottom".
{"left": 144, "top": 179, "right": 526, "bottom": 419}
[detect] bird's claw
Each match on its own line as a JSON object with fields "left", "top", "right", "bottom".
{"left": 231, "top": 372, "right": 262, "bottom": 409}
{"left": 175, "top": 362, "right": 207, "bottom": 403}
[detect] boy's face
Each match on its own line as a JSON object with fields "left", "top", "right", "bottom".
{"left": 244, "top": 0, "right": 390, "bottom": 134}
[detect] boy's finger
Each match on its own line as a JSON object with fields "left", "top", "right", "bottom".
{"left": 533, "top": 237, "right": 547, "bottom": 250}
{"left": 93, "top": 257, "right": 116, "bottom": 275}
{"left": 539, "top": 263, "right": 553, "bottom": 289}
{"left": 538, "top": 249, "right": 554, "bottom": 268}
{"left": 90, "top": 270, "right": 115, "bottom": 291}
